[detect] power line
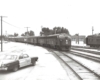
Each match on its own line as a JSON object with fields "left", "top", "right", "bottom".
{"left": 2, "top": 20, "right": 32, "bottom": 31}
{"left": 2, "top": 20, "right": 22, "bottom": 29}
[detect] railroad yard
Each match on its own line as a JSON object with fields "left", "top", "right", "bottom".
{"left": 1, "top": 0, "right": 100, "bottom": 80}
{"left": 0, "top": 41, "right": 100, "bottom": 80}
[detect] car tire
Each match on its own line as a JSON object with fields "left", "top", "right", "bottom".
{"left": 13, "top": 66, "right": 19, "bottom": 72}
{"left": 31, "top": 61, "right": 36, "bottom": 66}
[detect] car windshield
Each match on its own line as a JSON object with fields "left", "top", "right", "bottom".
{"left": 3, "top": 55, "right": 17, "bottom": 60}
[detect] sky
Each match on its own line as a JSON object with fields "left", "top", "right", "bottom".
{"left": 0, "top": 0, "right": 100, "bottom": 36}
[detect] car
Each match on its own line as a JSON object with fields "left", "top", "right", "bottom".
{"left": 0, "top": 53, "right": 38, "bottom": 72}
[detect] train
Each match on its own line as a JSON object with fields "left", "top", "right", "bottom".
{"left": 86, "top": 35, "right": 100, "bottom": 47}
{"left": 7, "top": 33, "right": 71, "bottom": 51}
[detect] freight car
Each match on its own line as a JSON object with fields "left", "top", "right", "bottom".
{"left": 8, "top": 33, "right": 71, "bottom": 51}
{"left": 86, "top": 35, "right": 100, "bottom": 47}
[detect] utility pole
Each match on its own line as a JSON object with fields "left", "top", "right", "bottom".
{"left": 24, "top": 27, "right": 30, "bottom": 44}
{"left": 24, "top": 27, "right": 30, "bottom": 36}
{"left": 0, "top": 16, "right": 7, "bottom": 52}
{"left": 5, "top": 31, "right": 7, "bottom": 41}
{"left": 78, "top": 33, "right": 79, "bottom": 44}
{"left": 55, "top": 28, "right": 57, "bottom": 34}
{"left": 5, "top": 31, "right": 7, "bottom": 36}
{"left": 41, "top": 26, "right": 43, "bottom": 36}
{"left": 92, "top": 26, "right": 94, "bottom": 35}
{"left": 41, "top": 26, "right": 43, "bottom": 30}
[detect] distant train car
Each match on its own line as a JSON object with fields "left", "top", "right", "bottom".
{"left": 37, "top": 36, "right": 46, "bottom": 46}
{"left": 7, "top": 37, "right": 15, "bottom": 42}
{"left": 86, "top": 35, "right": 100, "bottom": 47}
{"left": 7, "top": 33, "right": 71, "bottom": 51}
{"left": 27, "top": 36, "right": 38, "bottom": 44}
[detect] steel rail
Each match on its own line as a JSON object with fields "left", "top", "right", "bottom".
{"left": 71, "top": 46, "right": 96, "bottom": 49}
{"left": 48, "top": 48, "right": 100, "bottom": 79}
{"left": 70, "top": 51, "right": 100, "bottom": 63}
{"left": 50, "top": 50, "right": 83, "bottom": 80}
{"left": 71, "top": 47, "right": 100, "bottom": 55}
{"left": 62, "top": 52, "right": 100, "bottom": 79}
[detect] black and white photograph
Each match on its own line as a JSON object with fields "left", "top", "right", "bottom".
{"left": 0, "top": 0, "right": 100, "bottom": 80}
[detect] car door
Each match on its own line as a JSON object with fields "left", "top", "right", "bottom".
{"left": 19, "top": 55, "right": 27, "bottom": 68}
{"left": 23, "top": 54, "right": 31, "bottom": 65}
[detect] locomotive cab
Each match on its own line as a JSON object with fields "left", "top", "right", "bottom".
{"left": 58, "top": 33, "right": 71, "bottom": 51}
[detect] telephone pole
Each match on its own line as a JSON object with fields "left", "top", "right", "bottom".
{"left": 0, "top": 16, "right": 7, "bottom": 52}
{"left": 24, "top": 27, "right": 30, "bottom": 36}
{"left": 41, "top": 26, "right": 43, "bottom": 30}
{"left": 92, "top": 26, "right": 94, "bottom": 35}
{"left": 24, "top": 27, "right": 30, "bottom": 44}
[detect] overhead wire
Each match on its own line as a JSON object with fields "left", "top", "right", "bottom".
{"left": 2, "top": 20, "right": 23, "bottom": 29}
{"left": 0, "top": 19, "right": 32, "bottom": 34}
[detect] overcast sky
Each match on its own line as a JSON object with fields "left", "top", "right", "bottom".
{"left": 0, "top": 0, "right": 100, "bottom": 36}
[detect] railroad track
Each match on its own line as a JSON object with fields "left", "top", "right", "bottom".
{"left": 71, "top": 47, "right": 100, "bottom": 55}
{"left": 48, "top": 49, "right": 100, "bottom": 80}
{"left": 71, "top": 46, "right": 100, "bottom": 62}
{"left": 45, "top": 46, "right": 100, "bottom": 63}
{"left": 70, "top": 50, "right": 100, "bottom": 63}
{"left": 71, "top": 45, "right": 95, "bottom": 49}
{"left": 71, "top": 45, "right": 100, "bottom": 50}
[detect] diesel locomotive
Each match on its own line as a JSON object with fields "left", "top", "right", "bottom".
{"left": 8, "top": 33, "right": 71, "bottom": 51}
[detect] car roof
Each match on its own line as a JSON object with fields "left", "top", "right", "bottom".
{"left": 4, "top": 53, "right": 27, "bottom": 56}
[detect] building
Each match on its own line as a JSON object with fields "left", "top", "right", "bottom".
{"left": 71, "top": 35, "right": 86, "bottom": 44}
